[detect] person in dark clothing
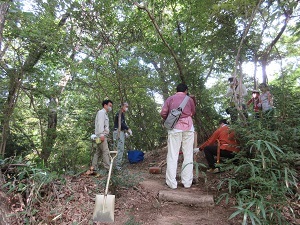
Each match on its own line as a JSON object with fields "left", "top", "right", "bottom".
{"left": 113, "top": 102, "right": 132, "bottom": 170}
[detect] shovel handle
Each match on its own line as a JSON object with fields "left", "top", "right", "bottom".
{"left": 216, "top": 139, "right": 220, "bottom": 164}
{"left": 104, "top": 151, "right": 118, "bottom": 196}
{"left": 158, "top": 160, "right": 166, "bottom": 168}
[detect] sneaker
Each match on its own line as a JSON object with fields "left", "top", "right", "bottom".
{"left": 165, "top": 182, "right": 177, "bottom": 189}
{"left": 178, "top": 182, "right": 190, "bottom": 188}
{"left": 206, "top": 168, "right": 220, "bottom": 174}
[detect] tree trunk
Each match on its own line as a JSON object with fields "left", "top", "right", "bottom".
{"left": 0, "top": 3, "right": 10, "bottom": 155}
{"left": 40, "top": 71, "right": 71, "bottom": 164}
{"left": 41, "top": 97, "right": 58, "bottom": 164}
{"left": 253, "top": 55, "right": 258, "bottom": 89}
{"left": 0, "top": 70, "right": 22, "bottom": 156}
{"left": 259, "top": 2, "right": 294, "bottom": 83}
{"left": 261, "top": 56, "right": 268, "bottom": 84}
{"left": 0, "top": 13, "right": 70, "bottom": 156}
{"left": 0, "top": 1, "right": 9, "bottom": 49}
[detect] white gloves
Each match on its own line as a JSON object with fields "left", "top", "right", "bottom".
{"left": 193, "top": 148, "right": 200, "bottom": 154}
{"left": 90, "top": 134, "right": 97, "bottom": 140}
{"left": 127, "top": 129, "right": 133, "bottom": 136}
{"left": 125, "top": 133, "right": 130, "bottom": 138}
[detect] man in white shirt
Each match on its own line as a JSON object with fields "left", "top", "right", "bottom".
{"left": 225, "top": 77, "right": 248, "bottom": 123}
{"left": 92, "top": 99, "right": 113, "bottom": 170}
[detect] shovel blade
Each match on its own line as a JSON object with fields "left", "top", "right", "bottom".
{"left": 92, "top": 194, "right": 115, "bottom": 222}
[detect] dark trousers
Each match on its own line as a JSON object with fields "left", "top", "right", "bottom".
{"left": 203, "top": 145, "right": 235, "bottom": 169}
{"left": 254, "top": 112, "right": 261, "bottom": 119}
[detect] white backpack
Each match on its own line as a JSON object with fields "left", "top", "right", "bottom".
{"left": 163, "top": 95, "right": 190, "bottom": 130}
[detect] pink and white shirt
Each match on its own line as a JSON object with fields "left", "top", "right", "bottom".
{"left": 160, "top": 92, "right": 195, "bottom": 131}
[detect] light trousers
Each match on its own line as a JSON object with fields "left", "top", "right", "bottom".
{"left": 166, "top": 131, "right": 194, "bottom": 189}
{"left": 91, "top": 138, "right": 110, "bottom": 170}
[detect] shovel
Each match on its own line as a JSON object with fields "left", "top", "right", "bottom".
{"left": 92, "top": 150, "right": 118, "bottom": 222}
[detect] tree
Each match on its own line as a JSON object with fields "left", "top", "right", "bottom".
{"left": 0, "top": 0, "right": 299, "bottom": 168}
{"left": 0, "top": 1, "right": 69, "bottom": 156}
{"left": 0, "top": 0, "right": 10, "bottom": 49}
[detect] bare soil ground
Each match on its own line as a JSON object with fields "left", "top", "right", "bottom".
{"left": 1, "top": 145, "right": 299, "bottom": 225}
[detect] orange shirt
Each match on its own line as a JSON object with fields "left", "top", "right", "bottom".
{"left": 200, "top": 125, "right": 240, "bottom": 152}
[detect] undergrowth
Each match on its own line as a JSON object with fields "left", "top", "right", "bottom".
{"left": 0, "top": 156, "right": 62, "bottom": 224}
{"left": 217, "top": 85, "right": 300, "bottom": 225}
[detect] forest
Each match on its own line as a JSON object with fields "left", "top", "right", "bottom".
{"left": 0, "top": 0, "right": 299, "bottom": 224}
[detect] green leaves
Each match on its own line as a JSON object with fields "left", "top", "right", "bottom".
{"left": 216, "top": 83, "right": 300, "bottom": 224}
{"left": 248, "top": 139, "right": 283, "bottom": 169}
{"left": 229, "top": 200, "right": 262, "bottom": 225}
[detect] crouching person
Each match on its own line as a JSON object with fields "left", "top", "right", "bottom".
{"left": 199, "top": 119, "right": 240, "bottom": 173}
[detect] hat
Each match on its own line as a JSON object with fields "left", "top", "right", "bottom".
{"left": 252, "top": 90, "right": 260, "bottom": 93}
{"left": 219, "top": 119, "right": 229, "bottom": 125}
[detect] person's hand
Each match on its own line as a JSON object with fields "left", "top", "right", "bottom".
{"left": 100, "top": 136, "right": 105, "bottom": 142}
{"left": 128, "top": 129, "right": 133, "bottom": 136}
{"left": 125, "top": 133, "right": 130, "bottom": 138}
{"left": 90, "top": 134, "right": 97, "bottom": 140}
{"left": 193, "top": 148, "right": 200, "bottom": 154}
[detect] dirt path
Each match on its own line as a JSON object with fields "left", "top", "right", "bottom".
{"left": 3, "top": 146, "right": 242, "bottom": 225}
{"left": 104, "top": 147, "right": 241, "bottom": 225}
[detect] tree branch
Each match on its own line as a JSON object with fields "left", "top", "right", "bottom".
{"left": 233, "top": 0, "right": 263, "bottom": 78}
{"left": 134, "top": 2, "right": 185, "bottom": 83}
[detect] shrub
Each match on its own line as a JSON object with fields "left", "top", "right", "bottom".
{"left": 217, "top": 83, "right": 300, "bottom": 224}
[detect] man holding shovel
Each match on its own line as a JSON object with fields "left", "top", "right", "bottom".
{"left": 160, "top": 83, "right": 195, "bottom": 189}
{"left": 91, "top": 99, "right": 113, "bottom": 171}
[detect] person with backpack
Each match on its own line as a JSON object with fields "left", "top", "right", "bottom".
{"left": 113, "top": 102, "right": 132, "bottom": 170}
{"left": 160, "top": 83, "right": 195, "bottom": 189}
